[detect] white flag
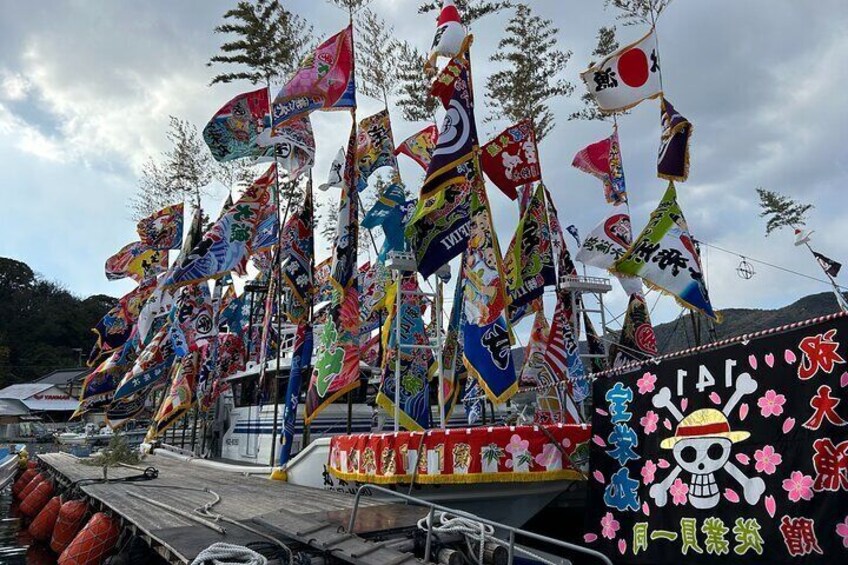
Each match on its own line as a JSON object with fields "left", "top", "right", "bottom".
{"left": 580, "top": 28, "right": 662, "bottom": 113}
{"left": 576, "top": 212, "right": 642, "bottom": 295}
{"left": 318, "top": 147, "right": 346, "bottom": 191}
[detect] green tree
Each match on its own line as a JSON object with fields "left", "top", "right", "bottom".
{"left": 130, "top": 117, "right": 215, "bottom": 221}
{"left": 208, "top": 0, "right": 312, "bottom": 85}
{"left": 756, "top": 188, "right": 813, "bottom": 236}
{"left": 569, "top": 26, "right": 620, "bottom": 121}
{"left": 418, "top": 0, "right": 513, "bottom": 26}
{"left": 605, "top": 0, "right": 673, "bottom": 26}
{"left": 394, "top": 41, "right": 440, "bottom": 124}
{"left": 485, "top": 3, "right": 573, "bottom": 141}
{"left": 356, "top": 9, "right": 399, "bottom": 106}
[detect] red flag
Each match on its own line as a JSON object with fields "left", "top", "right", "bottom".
{"left": 394, "top": 124, "right": 438, "bottom": 171}
{"left": 480, "top": 119, "right": 541, "bottom": 200}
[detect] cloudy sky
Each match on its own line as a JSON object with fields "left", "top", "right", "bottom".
{"left": 1, "top": 0, "right": 846, "bottom": 337}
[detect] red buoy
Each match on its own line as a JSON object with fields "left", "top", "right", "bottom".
{"left": 26, "top": 543, "right": 57, "bottom": 565}
{"left": 17, "top": 472, "right": 45, "bottom": 501}
{"left": 12, "top": 468, "right": 38, "bottom": 498}
{"left": 51, "top": 499, "right": 89, "bottom": 555}
{"left": 20, "top": 479, "right": 54, "bottom": 517}
{"left": 28, "top": 495, "right": 62, "bottom": 541}
{"left": 59, "top": 512, "right": 121, "bottom": 565}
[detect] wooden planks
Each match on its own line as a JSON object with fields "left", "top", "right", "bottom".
{"left": 37, "top": 452, "right": 417, "bottom": 564}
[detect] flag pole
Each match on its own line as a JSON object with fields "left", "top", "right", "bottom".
{"left": 803, "top": 241, "right": 848, "bottom": 312}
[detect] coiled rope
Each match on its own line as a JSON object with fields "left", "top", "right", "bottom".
{"left": 190, "top": 542, "right": 267, "bottom": 565}
{"left": 417, "top": 511, "right": 559, "bottom": 565}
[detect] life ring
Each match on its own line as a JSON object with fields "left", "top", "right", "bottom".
{"left": 59, "top": 512, "right": 121, "bottom": 565}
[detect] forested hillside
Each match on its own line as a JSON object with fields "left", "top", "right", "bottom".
{"left": 0, "top": 257, "right": 115, "bottom": 386}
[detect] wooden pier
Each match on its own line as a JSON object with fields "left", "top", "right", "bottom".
{"left": 38, "top": 452, "right": 427, "bottom": 564}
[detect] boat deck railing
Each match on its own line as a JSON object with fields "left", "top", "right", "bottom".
{"left": 347, "top": 484, "right": 613, "bottom": 565}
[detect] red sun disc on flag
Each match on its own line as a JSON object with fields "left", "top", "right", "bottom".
{"left": 617, "top": 48, "right": 649, "bottom": 87}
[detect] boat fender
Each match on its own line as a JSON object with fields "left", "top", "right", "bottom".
{"left": 12, "top": 468, "right": 38, "bottom": 498}
{"left": 20, "top": 478, "right": 54, "bottom": 518}
{"left": 59, "top": 512, "right": 121, "bottom": 565}
{"left": 51, "top": 499, "right": 89, "bottom": 555}
{"left": 28, "top": 495, "right": 62, "bottom": 541}
{"left": 17, "top": 472, "right": 45, "bottom": 501}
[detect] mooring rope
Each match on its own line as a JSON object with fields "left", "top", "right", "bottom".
{"left": 190, "top": 542, "right": 268, "bottom": 565}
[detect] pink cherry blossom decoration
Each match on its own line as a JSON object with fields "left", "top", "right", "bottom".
{"left": 735, "top": 453, "right": 751, "bottom": 465}
{"left": 765, "top": 495, "right": 776, "bottom": 518}
{"left": 784, "top": 349, "right": 797, "bottom": 364}
{"left": 584, "top": 533, "right": 598, "bottom": 543}
{"left": 601, "top": 512, "right": 620, "bottom": 540}
{"left": 782, "top": 470, "right": 814, "bottom": 502}
{"left": 765, "top": 353, "right": 775, "bottom": 367}
{"left": 595, "top": 407, "right": 609, "bottom": 416}
{"left": 641, "top": 502, "right": 650, "bottom": 516}
{"left": 618, "top": 539, "right": 627, "bottom": 555}
{"left": 739, "top": 403, "right": 749, "bottom": 421}
{"left": 657, "top": 458, "right": 670, "bottom": 469}
{"left": 663, "top": 418, "right": 673, "bottom": 430}
{"left": 641, "top": 460, "right": 656, "bottom": 485}
{"left": 709, "top": 391, "right": 722, "bottom": 405}
{"left": 748, "top": 354, "right": 758, "bottom": 370}
{"left": 592, "top": 435, "right": 606, "bottom": 447}
{"left": 782, "top": 417, "right": 796, "bottom": 434}
{"left": 724, "top": 488, "right": 740, "bottom": 503}
{"left": 757, "top": 389, "right": 786, "bottom": 418}
{"left": 680, "top": 398, "right": 688, "bottom": 412}
{"left": 636, "top": 372, "right": 657, "bottom": 394}
{"left": 593, "top": 470, "right": 605, "bottom": 484}
{"left": 670, "top": 478, "right": 689, "bottom": 505}
{"left": 640, "top": 411, "right": 659, "bottom": 435}
{"left": 836, "top": 517, "right": 848, "bottom": 548}
{"left": 754, "top": 445, "right": 783, "bottom": 475}
{"left": 841, "top": 372, "right": 848, "bottom": 388}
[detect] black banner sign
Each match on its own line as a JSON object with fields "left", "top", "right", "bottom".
{"left": 587, "top": 313, "right": 848, "bottom": 563}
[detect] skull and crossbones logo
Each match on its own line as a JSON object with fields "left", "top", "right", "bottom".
{"left": 649, "top": 373, "right": 766, "bottom": 509}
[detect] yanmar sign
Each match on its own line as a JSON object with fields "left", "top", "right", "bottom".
{"left": 32, "top": 393, "right": 71, "bottom": 401}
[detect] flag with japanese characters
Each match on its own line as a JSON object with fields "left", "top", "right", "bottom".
{"left": 577, "top": 212, "right": 633, "bottom": 269}
{"left": 580, "top": 28, "right": 662, "bottom": 113}
{"left": 355, "top": 109, "right": 397, "bottom": 192}
{"left": 105, "top": 241, "right": 167, "bottom": 283}
{"left": 480, "top": 119, "right": 541, "bottom": 200}
{"left": 609, "top": 293, "right": 658, "bottom": 368}
{"left": 305, "top": 120, "right": 360, "bottom": 424}
{"left": 152, "top": 352, "right": 198, "bottom": 437}
{"left": 658, "top": 97, "right": 693, "bottom": 182}
{"left": 461, "top": 181, "right": 517, "bottom": 404}
{"left": 394, "top": 124, "right": 438, "bottom": 171}
{"left": 87, "top": 277, "right": 157, "bottom": 365}
{"left": 572, "top": 126, "right": 627, "bottom": 205}
{"left": 137, "top": 203, "right": 184, "bottom": 250}
{"left": 586, "top": 311, "right": 848, "bottom": 564}
{"left": 612, "top": 182, "right": 719, "bottom": 321}
{"left": 167, "top": 165, "right": 274, "bottom": 288}
{"left": 202, "top": 88, "right": 272, "bottom": 162}
{"left": 271, "top": 25, "right": 355, "bottom": 131}
{"left": 113, "top": 322, "right": 176, "bottom": 402}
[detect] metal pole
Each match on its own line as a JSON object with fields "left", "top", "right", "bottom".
{"left": 804, "top": 241, "right": 848, "bottom": 312}
{"left": 436, "top": 278, "right": 445, "bottom": 429}
{"left": 394, "top": 272, "right": 403, "bottom": 433}
{"left": 189, "top": 404, "right": 199, "bottom": 455}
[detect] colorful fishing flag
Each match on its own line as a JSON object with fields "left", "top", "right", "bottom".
{"left": 394, "top": 124, "right": 438, "bottom": 171}
{"left": 74, "top": 346, "right": 135, "bottom": 419}
{"left": 576, "top": 211, "right": 633, "bottom": 270}
{"left": 113, "top": 323, "right": 176, "bottom": 401}
{"left": 203, "top": 88, "right": 272, "bottom": 162}
{"left": 426, "top": 0, "right": 466, "bottom": 70}
{"left": 519, "top": 310, "right": 550, "bottom": 387}
{"left": 566, "top": 225, "right": 580, "bottom": 246}
{"left": 355, "top": 109, "right": 397, "bottom": 192}
{"left": 572, "top": 126, "right": 627, "bottom": 205}
{"left": 305, "top": 120, "right": 360, "bottom": 424}
{"left": 319, "top": 147, "right": 346, "bottom": 191}
{"left": 503, "top": 183, "right": 556, "bottom": 311}
{"left": 441, "top": 264, "right": 466, "bottom": 421}
{"left": 462, "top": 375, "right": 482, "bottom": 425}
{"left": 137, "top": 203, "right": 184, "bottom": 250}
{"left": 462, "top": 182, "right": 517, "bottom": 404}
{"left": 376, "top": 277, "right": 433, "bottom": 431}
{"left": 612, "top": 182, "right": 719, "bottom": 320}
{"left": 168, "top": 283, "right": 216, "bottom": 356}
{"left": 406, "top": 179, "right": 472, "bottom": 279}
{"left": 813, "top": 251, "right": 842, "bottom": 278}
{"left": 313, "top": 257, "right": 333, "bottom": 303}
{"left": 105, "top": 395, "right": 149, "bottom": 429}
{"left": 281, "top": 183, "right": 314, "bottom": 324}
{"left": 167, "top": 165, "right": 274, "bottom": 288}
{"left": 361, "top": 182, "right": 407, "bottom": 260}
{"left": 87, "top": 278, "right": 157, "bottom": 365}
{"left": 262, "top": 116, "right": 316, "bottom": 180}
{"left": 105, "top": 242, "right": 167, "bottom": 283}
{"left": 252, "top": 203, "right": 278, "bottom": 253}
{"left": 580, "top": 27, "right": 662, "bottom": 113}
{"left": 480, "top": 119, "right": 541, "bottom": 200}
{"left": 609, "top": 292, "right": 657, "bottom": 368}
{"left": 272, "top": 25, "right": 355, "bottom": 132}
{"left": 657, "top": 97, "right": 692, "bottom": 182}
{"left": 198, "top": 332, "right": 246, "bottom": 410}
{"left": 152, "top": 353, "right": 198, "bottom": 437}
{"left": 420, "top": 46, "right": 478, "bottom": 202}
{"left": 540, "top": 295, "right": 586, "bottom": 422}
{"left": 278, "top": 323, "right": 313, "bottom": 468}
{"left": 359, "top": 262, "right": 390, "bottom": 335}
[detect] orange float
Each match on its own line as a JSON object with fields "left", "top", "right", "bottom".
{"left": 28, "top": 495, "right": 62, "bottom": 541}
{"left": 12, "top": 467, "right": 38, "bottom": 498}
{"left": 58, "top": 512, "right": 121, "bottom": 565}
{"left": 51, "top": 499, "right": 89, "bottom": 555}
{"left": 17, "top": 472, "right": 45, "bottom": 501}
{"left": 20, "top": 478, "right": 54, "bottom": 517}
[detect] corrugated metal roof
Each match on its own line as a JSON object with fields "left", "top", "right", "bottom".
{"left": 0, "top": 399, "right": 28, "bottom": 417}
{"left": 37, "top": 368, "right": 89, "bottom": 386}
{"left": 0, "top": 383, "right": 53, "bottom": 400}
